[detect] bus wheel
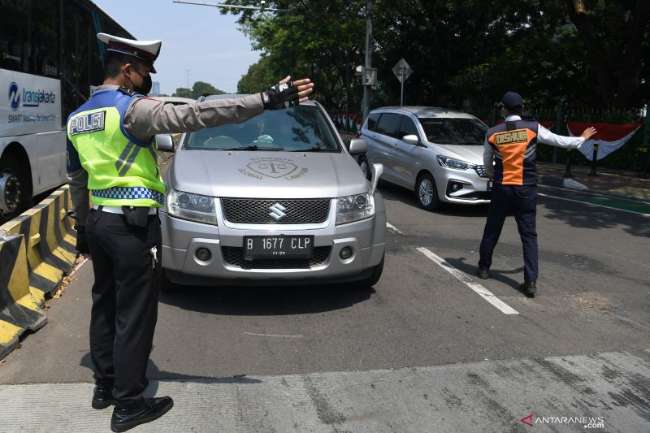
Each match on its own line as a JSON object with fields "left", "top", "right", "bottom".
{"left": 0, "top": 155, "right": 31, "bottom": 220}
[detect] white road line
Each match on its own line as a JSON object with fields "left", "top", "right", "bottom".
{"left": 244, "top": 332, "right": 304, "bottom": 339}
{"left": 416, "top": 247, "right": 519, "bottom": 316}
{"left": 386, "top": 222, "right": 404, "bottom": 234}
{"left": 538, "top": 192, "right": 650, "bottom": 218}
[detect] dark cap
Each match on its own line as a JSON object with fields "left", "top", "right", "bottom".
{"left": 501, "top": 91, "right": 524, "bottom": 110}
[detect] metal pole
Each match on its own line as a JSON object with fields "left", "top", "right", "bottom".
{"left": 400, "top": 72, "right": 404, "bottom": 106}
{"left": 361, "top": 0, "right": 372, "bottom": 121}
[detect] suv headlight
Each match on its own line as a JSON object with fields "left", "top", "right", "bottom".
{"left": 437, "top": 155, "right": 470, "bottom": 171}
{"left": 336, "top": 193, "right": 375, "bottom": 225}
{"left": 167, "top": 189, "right": 218, "bottom": 225}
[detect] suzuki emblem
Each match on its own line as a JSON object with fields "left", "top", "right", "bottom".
{"left": 269, "top": 203, "right": 287, "bottom": 221}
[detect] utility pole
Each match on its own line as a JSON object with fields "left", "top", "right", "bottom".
{"left": 361, "top": 0, "right": 372, "bottom": 121}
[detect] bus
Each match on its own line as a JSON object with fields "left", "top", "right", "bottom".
{"left": 0, "top": 0, "right": 133, "bottom": 221}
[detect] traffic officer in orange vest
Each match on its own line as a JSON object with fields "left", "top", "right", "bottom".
{"left": 477, "top": 91, "right": 596, "bottom": 297}
{"left": 67, "top": 33, "right": 314, "bottom": 432}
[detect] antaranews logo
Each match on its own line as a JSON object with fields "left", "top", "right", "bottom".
{"left": 519, "top": 412, "right": 605, "bottom": 430}
{"left": 8, "top": 81, "right": 20, "bottom": 111}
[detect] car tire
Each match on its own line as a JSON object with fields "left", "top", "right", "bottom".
{"left": 415, "top": 173, "right": 442, "bottom": 211}
{"left": 357, "top": 255, "right": 384, "bottom": 288}
{"left": 0, "top": 154, "right": 32, "bottom": 221}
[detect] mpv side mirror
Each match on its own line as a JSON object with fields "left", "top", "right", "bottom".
{"left": 349, "top": 138, "right": 368, "bottom": 155}
{"left": 402, "top": 134, "right": 420, "bottom": 146}
{"left": 155, "top": 134, "right": 175, "bottom": 152}
{"left": 370, "top": 163, "right": 383, "bottom": 195}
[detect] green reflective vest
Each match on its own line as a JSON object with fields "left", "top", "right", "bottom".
{"left": 67, "top": 89, "right": 165, "bottom": 207}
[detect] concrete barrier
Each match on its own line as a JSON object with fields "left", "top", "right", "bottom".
{"left": 0, "top": 186, "right": 77, "bottom": 302}
{"left": 0, "top": 185, "right": 77, "bottom": 359}
{"left": 0, "top": 234, "right": 47, "bottom": 360}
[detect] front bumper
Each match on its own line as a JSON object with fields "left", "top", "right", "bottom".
{"left": 161, "top": 195, "right": 386, "bottom": 286}
{"left": 435, "top": 167, "right": 491, "bottom": 205}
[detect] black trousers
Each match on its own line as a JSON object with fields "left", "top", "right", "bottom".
{"left": 86, "top": 209, "right": 161, "bottom": 402}
{"left": 479, "top": 184, "right": 539, "bottom": 282}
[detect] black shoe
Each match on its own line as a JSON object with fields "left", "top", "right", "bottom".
{"left": 111, "top": 397, "right": 174, "bottom": 432}
{"left": 519, "top": 281, "right": 537, "bottom": 298}
{"left": 477, "top": 267, "right": 490, "bottom": 280}
{"left": 92, "top": 383, "right": 116, "bottom": 410}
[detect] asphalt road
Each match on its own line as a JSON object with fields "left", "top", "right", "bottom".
{"left": 1, "top": 181, "right": 649, "bottom": 432}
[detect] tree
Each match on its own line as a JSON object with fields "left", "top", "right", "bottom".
{"left": 225, "top": 0, "right": 648, "bottom": 112}
{"left": 173, "top": 87, "right": 193, "bottom": 98}
{"left": 192, "top": 81, "right": 225, "bottom": 97}
{"left": 173, "top": 82, "right": 226, "bottom": 98}
{"left": 564, "top": 0, "right": 650, "bottom": 107}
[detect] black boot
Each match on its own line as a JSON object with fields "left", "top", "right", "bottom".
{"left": 519, "top": 281, "right": 537, "bottom": 298}
{"left": 110, "top": 397, "right": 174, "bottom": 432}
{"left": 92, "top": 383, "right": 116, "bottom": 409}
{"left": 477, "top": 267, "right": 490, "bottom": 280}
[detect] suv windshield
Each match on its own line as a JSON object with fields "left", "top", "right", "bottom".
{"left": 419, "top": 118, "right": 487, "bottom": 145}
{"left": 184, "top": 105, "right": 341, "bottom": 152}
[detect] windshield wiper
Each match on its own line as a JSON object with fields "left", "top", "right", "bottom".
{"left": 289, "top": 146, "right": 326, "bottom": 152}
{"left": 221, "top": 145, "right": 284, "bottom": 151}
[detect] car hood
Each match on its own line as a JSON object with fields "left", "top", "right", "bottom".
{"left": 167, "top": 150, "right": 369, "bottom": 198}
{"left": 435, "top": 144, "right": 484, "bottom": 165}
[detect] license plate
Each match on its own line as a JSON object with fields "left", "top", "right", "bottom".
{"left": 243, "top": 235, "right": 314, "bottom": 260}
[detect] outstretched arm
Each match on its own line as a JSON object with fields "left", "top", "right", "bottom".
{"left": 537, "top": 124, "right": 597, "bottom": 149}
{"left": 124, "top": 77, "right": 314, "bottom": 143}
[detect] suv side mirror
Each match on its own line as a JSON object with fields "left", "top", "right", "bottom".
{"left": 155, "top": 134, "right": 174, "bottom": 152}
{"left": 349, "top": 138, "right": 368, "bottom": 155}
{"left": 402, "top": 134, "right": 420, "bottom": 146}
{"left": 370, "top": 163, "right": 383, "bottom": 194}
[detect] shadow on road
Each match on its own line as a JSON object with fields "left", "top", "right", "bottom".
{"left": 159, "top": 283, "right": 375, "bottom": 316}
{"left": 444, "top": 256, "right": 526, "bottom": 294}
{"left": 80, "top": 352, "right": 262, "bottom": 393}
{"left": 539, "top": 193, "right": 650, "bottom": 238}
{"left": 378, "top": 181, "right": 490, "bottom": 218}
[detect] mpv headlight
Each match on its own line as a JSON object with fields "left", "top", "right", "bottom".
{"left": 336, "top": 193, "right": 375, "bottom": 225}
{"left": 167, "top": 189, "right": 218, "bottom": 225}
{"left": 437, "top": 155, "right": 470, "bottom": 171}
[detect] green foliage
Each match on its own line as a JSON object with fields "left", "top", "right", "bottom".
{"left": 224, "top": 0, "right": 649, "bottom": 112}
{"left": 173, "top": 82, "right": 226, "bottom": 98}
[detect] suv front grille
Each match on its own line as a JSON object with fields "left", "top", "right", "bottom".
{"left": 221, "top": 198, "right": 330, "bottom": 224}
{"left": 221, "top": 246, "right": 331, "bottom": 269}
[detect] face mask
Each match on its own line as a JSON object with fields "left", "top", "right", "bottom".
{"left": 134, "top": 73, "right": 152, "bottom": 95}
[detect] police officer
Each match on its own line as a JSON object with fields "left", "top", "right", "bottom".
{"left": 67, "top": 33, "right": 314, "bottom": 432}
{"left": 477, "top": 91, "right": 596, "bottom": 298}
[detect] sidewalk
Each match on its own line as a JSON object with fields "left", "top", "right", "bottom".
{"left": 538, "top": 162, "right": 650, "bottom": 202}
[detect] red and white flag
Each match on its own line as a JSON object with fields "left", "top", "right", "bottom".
{"left": 568, "top": 122, "right": 642, "bottom": 161}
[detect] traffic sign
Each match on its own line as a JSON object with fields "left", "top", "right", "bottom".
{"left": 392, "top": 58, "right": 412, "bottom": 84}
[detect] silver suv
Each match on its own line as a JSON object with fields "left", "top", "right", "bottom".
{"left": 361, "top": 106, "right": 491, "bottom": 210}
{"left": 156, "top": 97, "right": 385, "bottom": 287}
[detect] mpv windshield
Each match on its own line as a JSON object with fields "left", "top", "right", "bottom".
{"left": 185, "top": 105, "right": 341, "bottom": 152}
{"left": 419, "top": 118, "right": 487, "bottom": 146}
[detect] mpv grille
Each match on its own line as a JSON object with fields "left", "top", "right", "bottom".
{"left": 221, "top": 198, "right": 330, "bottom": 224}
{"left": 474, "top": 165, "right": 488, "bottom": 178}
{"left": 221, "top": 246, "right": 331, "bottom": 269}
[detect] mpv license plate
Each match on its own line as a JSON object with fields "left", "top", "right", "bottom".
{"left": 244, "top": 235, "right": 314, "bottom": 260}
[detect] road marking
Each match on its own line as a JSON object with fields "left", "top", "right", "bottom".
{"left": 244, "top": 332, "right": 304, "bottom": 339}
{"left": 416, "top": 247, "right": 519, "bottom": 316}
{"left": 538, "top": 192, "right": 650, "bottom": 218}
{"left": 386, "top": 222, "right": 404, "bottom": 234}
